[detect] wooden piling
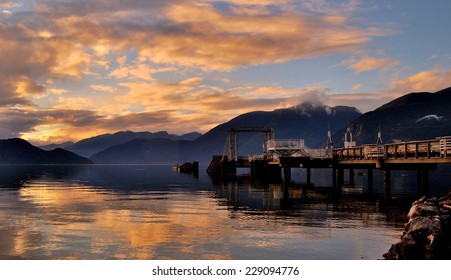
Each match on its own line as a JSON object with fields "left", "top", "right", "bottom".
{"left": 349, "top": 168, "right": 355, "bottom": 186}
{"left": 367, "top": 168, "right": 373, "bottom": 194}
{"left": 384, "top": 169, "right": 391, "bottom": 200}
{"left": 417, "top": 169, "right": 430, "bottom": 196}
{"left": 306, "top": 167, "right": 311, "bottom": 186}
{"left": 337, "top": 168, "right": 344, "bottom": 189}
{"left": 332, "top": 167, "right": 337, "bottom": 190}
{"left": 283, "top": 166, "right": 292, "bottom": 188}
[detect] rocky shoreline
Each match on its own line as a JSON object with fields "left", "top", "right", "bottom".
{"left": 384, "top": 191, "right": 451, "bottom": 259}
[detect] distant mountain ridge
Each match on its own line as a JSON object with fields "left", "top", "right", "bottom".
{"left": 332, "top": 87, "right": 451, "bottom": 145}
{"left": 90, "top": 138, "right": 188, "bottom": 164}
{"left": 40, "top": 141, "right": 75, "bottom": 150}
{"left": 0, "top": 138, "right": 92, "bottom": 164}
{"left": 65, "top": 130, "right": 202, "bottom": 157}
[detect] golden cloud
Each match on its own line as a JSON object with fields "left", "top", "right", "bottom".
{"left": 389, "top": 69, "right": 451, "bottom": 94}
{"left": 136, "top": 2, "right": 385, "bottom": 71}
{"left": 342, "top": 56, "right": 399, "bottom": 73}
{"left": 352, "top": 84, "right": 362, "bottom": 91}
{"left": 15, "top": 77, "right": 47, "bottom": 98}
{"left": 0, "top": 0, "right": 21, "bottom": 9}
{"left": 110, "top": 64, "right": 156, "bottom": 81}
{"left": 90, "top": 85, "right": 117, "bottom": 93}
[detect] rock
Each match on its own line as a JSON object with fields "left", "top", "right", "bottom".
{"left": 407, "top": 198, "right": 440, "bottom": 221}
{"left": 439, "top": 191, "right": 451, "bottom": 216}
{"left": 384, "top": 194, "right": 451, "bottom": 259}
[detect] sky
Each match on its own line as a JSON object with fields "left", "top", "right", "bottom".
{"left": 1, "top": 0, "right": 451, "bottom": 145}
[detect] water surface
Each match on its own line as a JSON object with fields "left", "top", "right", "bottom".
{"left": 1, "top": 164, "right": 445, "bottom": 260}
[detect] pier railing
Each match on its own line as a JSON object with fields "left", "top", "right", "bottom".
{"left": 249, "top": 154, "right": 275, "bottom": 162}
{"left": 333, "top": 136, "right": 451, "bottom": 161}
{"left": 267, "top": 139, "right": 305, "bottom": 151}
{"left": 266, "top": 139, "right": 333, "bottom": 159}
{"left": 303, "top": 148, "right": 333, "bottom": 159}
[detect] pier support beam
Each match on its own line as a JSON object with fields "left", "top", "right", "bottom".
{"left": 417, "top": 169, "right": 430, "bottom": 197}
{"left": 384, "top": 169, "right": 391, "bottom": 200}
{"left": 423, "top": 169, "right": 430, "bottom": 196}
{"left": 282, "top": 166, "right": 292, "bottom": 188}
{"left": 268, "top": 164, "right": 282, "bottom": 182}
{"left": 228, "top": 160, "right": 237, "bottom": 176}
{"left": 337, "top": 168, "right": 344, "bottom": 189}
{"left": 349, "top": 168, "right": 355, "bottom": 186}
{"left": 332, "top": 166, "right": 344, "bottom": 194}
{"left": 306, "top": 167, "right": 311, "bottom": 186}
{"left": 250, "top": 160, "right": 268, "bottom": 182}
{"left": 332, "top": 168, "right": 343, "bottom": 195}
{"left": 282, "top": 165, "right": 291, "bottom": 199}
{"left": 332, "top": 167, "right": 337, "bottom": 190}
{"left": 367, "top": 168, "right": 373, "bottom": 194}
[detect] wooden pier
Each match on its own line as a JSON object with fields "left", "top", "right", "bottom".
{"left": 207, "top": 128, "right": 451, "bottom": 198}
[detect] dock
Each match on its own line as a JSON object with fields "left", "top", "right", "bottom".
{"left": 207, "top": 127, "right": 451, "bottom": 198}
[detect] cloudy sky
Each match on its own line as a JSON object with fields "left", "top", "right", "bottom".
{"left": 1, "top": 0, "right": 450, "bottom": 145}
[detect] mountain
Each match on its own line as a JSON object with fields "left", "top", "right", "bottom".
{"left": 333, "top": 87, "right": 451, "bottom": 146}
{"left": 90, "top": 138, "right": 191, "bottom": 164}
{"left": 90, "top": 103, "right": 361, "bottom": 164}
{"left": 65, "top": 130, "right": 202, "bottom": 157}
{"left": 0, "top": 138, "right": 93, "bottom": 164}
{"left": 39, "top": 141, "right": 74, "bottom": 151}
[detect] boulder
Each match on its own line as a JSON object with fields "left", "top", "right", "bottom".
{"left": 384, "top": 192, "right": 451, "bottom": 259}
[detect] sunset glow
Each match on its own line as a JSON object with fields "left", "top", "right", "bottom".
{"left": 1, "top": 0, "right": 450, "bottom": 145}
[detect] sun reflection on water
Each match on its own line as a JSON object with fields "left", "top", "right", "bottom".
{"left": 12, "top": 182, "right": 243, "bottom": 259}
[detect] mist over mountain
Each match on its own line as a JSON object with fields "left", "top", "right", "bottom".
{"left": 0, "top": 138, "right": 92, "bottom": 164}
{"left": 65, "top": 130, "right": 202, "bottom": 157}
{"left": 332, "top": 87, "right": 451, "bottom": 146}
{"left": 91, "top": 103, "right": 361, "bottom": 164}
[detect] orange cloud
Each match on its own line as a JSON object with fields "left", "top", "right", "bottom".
{"left": 109, "top": 64, "right": 158, "bottom": 81}
{"left": 352, "top": 84, "right": 362, "bottom": 91}
{"left": 90, "top": 85, "right": 117, "bottom": 93}
{"left": 135, "top": 2, "right": 386, "bottom": 71}
{"left": 15, "top": 77, "right": 47, "bottom": 98}
{"left": 389, "top": 69, "right": 451, "bottom": 94}
{"left": 342, "top": 56, "right": 399, "bottom": 73}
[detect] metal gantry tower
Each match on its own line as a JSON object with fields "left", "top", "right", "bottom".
{"left": 225, "top": 127, "right": 275, "bottom": 161}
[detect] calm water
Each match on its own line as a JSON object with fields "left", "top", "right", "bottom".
{"left": 0, "top": 164, "right": 449, "bottom": 260}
